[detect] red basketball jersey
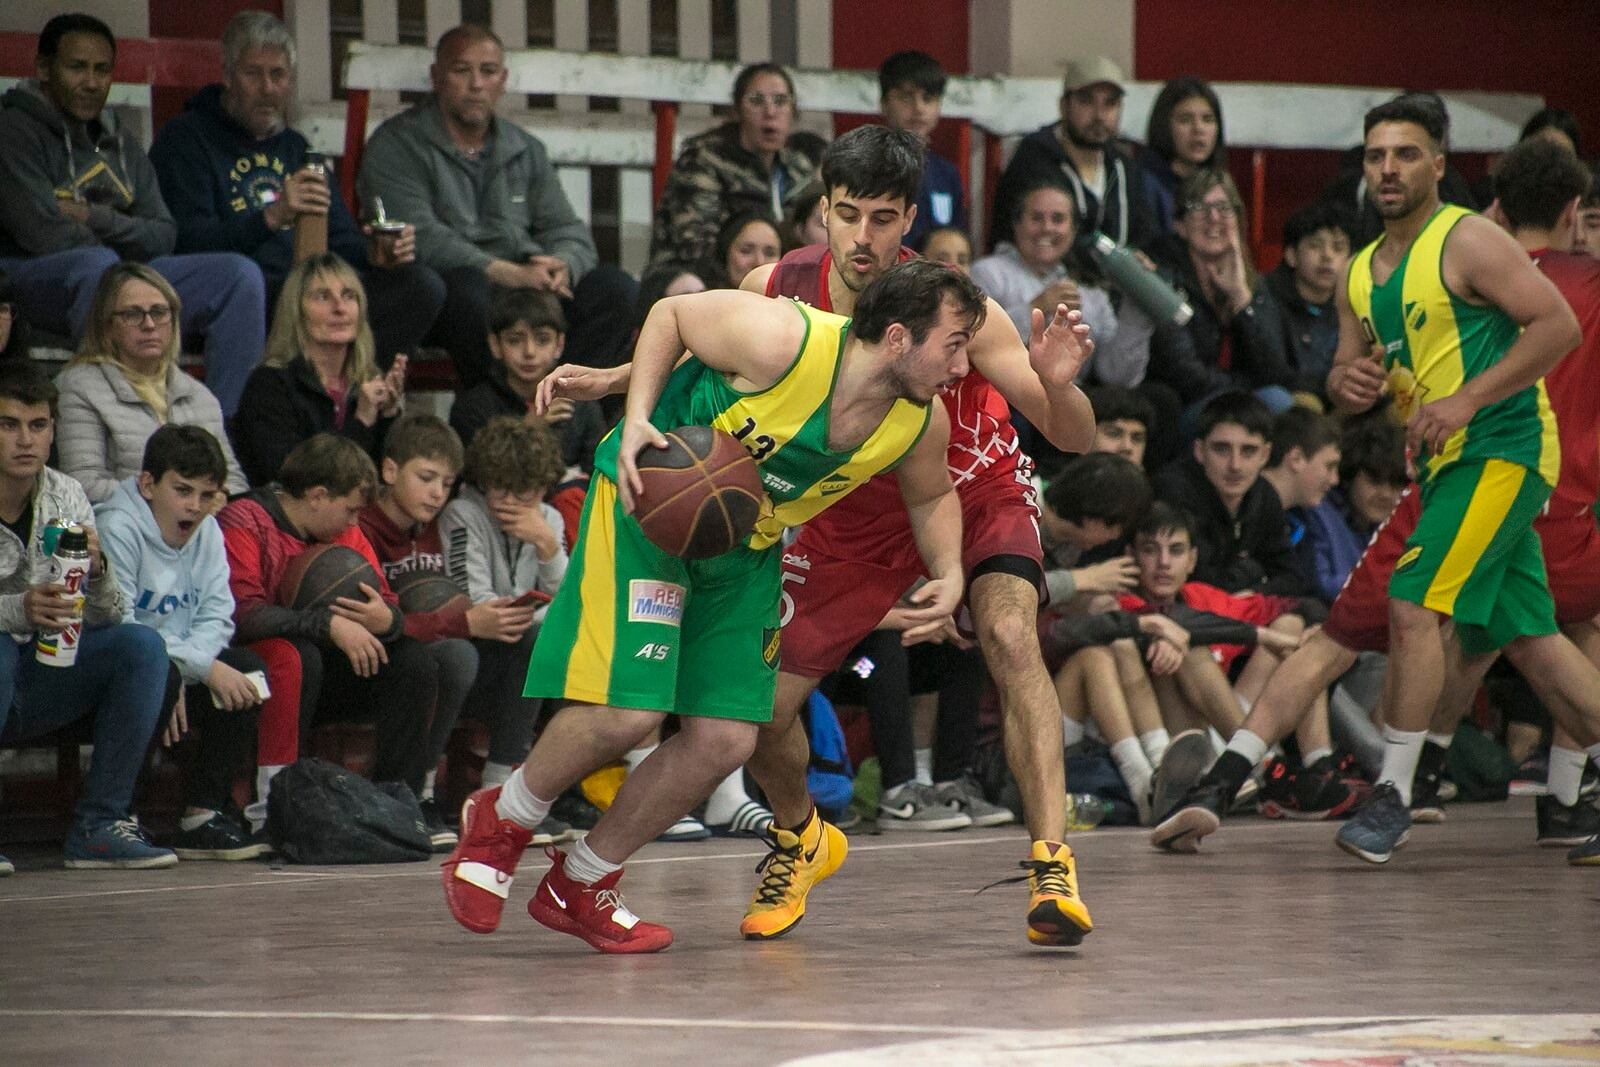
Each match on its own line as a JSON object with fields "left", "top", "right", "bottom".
{"left": 1533, "top": 249, "right": 1600, "bottom": 515}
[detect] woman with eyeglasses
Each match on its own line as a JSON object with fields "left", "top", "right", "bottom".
{"left": 230, "top": 252, "right": 405, "bottom": 486}
{"left": 56, "top": 263, "right": 247, "bottom": 502}
{"left": 647, "top": 62, "right": 818, "bottom": 268}
{"left": 1140, "top": 78, "right": 1228, "bottom": 237}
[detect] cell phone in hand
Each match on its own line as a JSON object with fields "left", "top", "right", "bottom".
{"left": 511, "top": 589, "right": 553, "bottom": 608}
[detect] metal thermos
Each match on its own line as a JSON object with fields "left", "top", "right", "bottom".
{"left": 37, "top": 524, "right": 89, "bottom": 667}
{"left": 1089, "top": 232, "right": 1194, "bottom": 327}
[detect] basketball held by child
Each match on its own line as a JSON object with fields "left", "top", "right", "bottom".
{"left": 277, "top": 544, "right": 385, "bottom": 610}
{"left": 631, "top": 425, "right": 764, "bottom": 559}
{"left": 390, "top": 570, "right": 471, "bottom": 615}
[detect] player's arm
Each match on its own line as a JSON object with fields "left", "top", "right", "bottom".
{"left": 1409, "top": 217, "right": 1584, "bottom": 455}
{"left": 968, "top": 298, "right": 1096, "bottom": 453}
{"left": 741, "top": 262, "right": 778, "bottom": 295}
{"left": 893, "top": 402, "right": 964, "bottom": 643}
{"left": 1326, "top": 267, "right": 1387, "bottom": 414}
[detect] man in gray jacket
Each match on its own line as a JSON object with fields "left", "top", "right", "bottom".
{"left": 0, "top": 15, "right": 267, "bottom": 416}
{"left": 358, "top": 23, "right": 636, "bottom": 390}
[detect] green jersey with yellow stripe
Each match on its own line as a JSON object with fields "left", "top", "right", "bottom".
{"left": 592, "top": 299, "right": 932, "bottom": 551}
{"left": 1346, "top": 203, "right": 1559, "bottom": 485}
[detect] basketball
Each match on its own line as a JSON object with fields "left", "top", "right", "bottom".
{"left": 390, "top": 570, "right": 470, "bottom": 615}
{"left": 276, "top": 544, "right": 384, "bottom": 610}
{"left": 633, "top": 425, "right": 764, "bottom": 559}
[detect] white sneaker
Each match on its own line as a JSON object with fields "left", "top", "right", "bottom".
{"left": 657, "top": 814, "right": 711, "bottom": 842}
{"left": 878, "top": 782, "right": 972, "bottom": 831}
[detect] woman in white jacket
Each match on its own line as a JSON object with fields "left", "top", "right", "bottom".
{"left": 56, "top": 264, "right": 248, "bottom": 504}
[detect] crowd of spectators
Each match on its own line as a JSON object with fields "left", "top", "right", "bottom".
{"left": 0, "top": 10, "right": 1594, "bottom": 876}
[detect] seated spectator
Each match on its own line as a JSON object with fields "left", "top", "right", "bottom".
{"left": 440, "top": 416, "right": 568, "bottom": 789}
{"left": 878, "top": 50, "right": 966, "bottom": 248}
{"left": 1139, "top": 78, "right": 1227, "bottom": 237}
{"left": 1038, "top": 452, "right": 1151, "bottom": 609}
{"left": 1153, "top": 391, "right": 1304, "bottom": 594}
{"left": 149, "top": 11, "right": 443, "bottom": 367}
{"left": 56, "top": 264, "right": 248, "bottom": 503}
{"left": 918, "top": 226, "right": 972, "bottom": 274}
{"left": 95, "top": 425, "right": 271, "bottom": 860}
{"left": 357, "top": 24, "right": 635, "bottom": 389}
{"left": 1258, "top": 407, "right": 1342, "bottom": 600}
{"left": 991, "top": 56, "right": 1153, "bottom": 252}
{"left": 1265, "top": 202, "right": 1356, "bottom": 408}
{"left": 231, "top": 253, "right": 404, "bottom": 485}
{"left": 1145, "top": 169, "right": 1294, "bottom": 418}
{"left": 216, "top": 434, "right": 439, "bottom": 805}
{"left": 0, "top": 361, "right": 172, "bottom": 873}
{"left": 0, "top": 14, "right": 266, "bottom": 415}
{"left": 1303, "top": 416, "right": 1408, "bottom": 602}
{"left": 0, "top": 273, "right": 32, "bottom": 363}
{"left": 714, "top": 212, "right": 782, "bottom": 289}
{"left": 780, "top": 180, "right": 828, "bottom": 252}
{"left": 1084, "top": 383, "right": 1153, "bottom": 467}
{"left": 450, "top": 289, "right": 605, "bottom": 473}
{"left": 649, "top": 62, "right": 816, "bottom": 267}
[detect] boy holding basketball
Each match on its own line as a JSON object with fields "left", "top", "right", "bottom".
{"left": 217, "top": 434, "right": 439, "bottom": 807}
{"left": 442, "top": 259, "right": 971, "bottom": 954}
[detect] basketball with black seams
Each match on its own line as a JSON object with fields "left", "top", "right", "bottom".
{"left": 633, "top": 425, "right": 765, "bottom": 559}
{"left": 277, "top": 544, "right": 385, "bottom": 610}
{"left": 390, "top": 570, "right": 471, "bottom": 615}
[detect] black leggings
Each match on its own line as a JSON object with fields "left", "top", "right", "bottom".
{"left": 158, "top": 646, "right": 266, "bottom": 813}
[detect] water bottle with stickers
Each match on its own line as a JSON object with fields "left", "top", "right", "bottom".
{"left": 36, "top": 524, "right": 89, "bottom": 667}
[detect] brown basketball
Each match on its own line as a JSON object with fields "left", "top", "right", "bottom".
{"left": 633, "top": 425, "right": 765, "bottom": 559}
{"left": 277, "top": 543, "right": 384, "bottom": 610}
{"left": 391, "top": 570, "right": 471, "bottom": 615}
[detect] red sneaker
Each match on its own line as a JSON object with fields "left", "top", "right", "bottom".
{"left": 527, "top": 847, "right": 673, "bottom": 954}
{"left": 441, "top": 787, "right": 534, "bottom": 934}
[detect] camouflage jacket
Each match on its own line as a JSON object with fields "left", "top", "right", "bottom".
{"left": 648, "top": 122, "right": 816, "bottom": 267}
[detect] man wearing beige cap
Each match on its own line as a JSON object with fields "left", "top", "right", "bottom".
{"left": 993, "top": 56, "right": 1154, "bottom": 254}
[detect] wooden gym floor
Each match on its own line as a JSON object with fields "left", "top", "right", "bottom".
{"left": 1, "top": 799, "right": 1597, "bottom": 1066}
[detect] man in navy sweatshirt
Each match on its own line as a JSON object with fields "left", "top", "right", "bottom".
{"left": 877, "top": 51, "right": 967, "bottom": 250}
{"left": 149, "top": 10, "right": 443, "bottom": 366}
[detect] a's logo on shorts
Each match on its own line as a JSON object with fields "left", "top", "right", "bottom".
{"left": 762, "top": 627, "right": 780, "bottom": 668}
{"left": 628, "top": 580, "right": 685, "bottom": 626}
{"left": 1396, "top": 545, "right": 1423, "bottom": 572}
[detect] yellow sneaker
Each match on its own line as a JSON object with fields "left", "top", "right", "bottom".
{"left": 739, "top": 809, "right": 848, "bottom": 940}
{"left": 1016, "top": 840, "right": 1092, "bottom": 946}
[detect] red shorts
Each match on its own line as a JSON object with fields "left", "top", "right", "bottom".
{"left": 779, "top": 476, "right": 1044, "bottom": 678}
{"left": 1321, "top": 490, "right": 1600, "bottom": 655}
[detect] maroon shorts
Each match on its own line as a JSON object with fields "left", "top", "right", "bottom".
{"left": 1537, "top": 510, "right": 1600, "bottom": 625}
{"left": 779, "top": 477, "right": 1044, "bottom": 678}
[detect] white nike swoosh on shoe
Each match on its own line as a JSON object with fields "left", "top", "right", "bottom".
{"left": 880, "top": 804, "right": 916, "bottom": 819}
{"left": 547, "top": 884, "right": 567, "bottom": 909}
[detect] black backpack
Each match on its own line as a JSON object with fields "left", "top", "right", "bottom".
{"left": 267, "top": 758, "right": 432, "bottom": 864}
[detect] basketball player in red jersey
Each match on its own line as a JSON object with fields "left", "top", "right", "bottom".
{"left": 544, "top": 125, "right": 1102, "bottom": 946}
{"left": 1152, "top": 136, "right": 1600, "bottom": 862}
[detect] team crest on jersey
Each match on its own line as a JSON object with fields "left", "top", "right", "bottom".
{"left": 762, "top": 627, "right": 781, "bottom": 668}
{"left": 817, "top": 472, "right": 852, "bottom": 497}
{"left": 628, "top": 580, "right": 685, "bottom": 626}
{"left": 1405, "top": 300, "right": 1428, "bottom": 331}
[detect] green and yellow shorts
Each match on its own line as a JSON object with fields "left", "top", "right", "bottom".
{"left": 523, "top": 474, "right": 781, "bottom": 722}
{"left": 1389, "top": 458, "right": 1557, "bottom": 655}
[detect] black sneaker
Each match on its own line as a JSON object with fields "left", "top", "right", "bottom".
{"left": 1410, "top": 741, "right": 1449, "bottom": 823}
{"left": 1261, "top": 757, "right": 1359, "bottom": 821}
{"left": 418, "top": 799, "right": 459, "bottom": 853}
{"left": 171, "top": 812, "right": 268, "bottom": 861}
{"left": 550, "top": 789, "right": 602, "bottom": 832}
{"left": 1535, "top": 795, "right": 1600, "bottom": 847}
{"left": 1149, "top": 778, "right": 1230, "bottom": 853}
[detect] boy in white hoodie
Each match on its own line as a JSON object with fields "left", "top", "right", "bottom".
{"left": 96, "top": 425, "right": 273, "bottom": 860}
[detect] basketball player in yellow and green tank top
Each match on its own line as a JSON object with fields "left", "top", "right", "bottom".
{"left": 1325, "top": 95, "right": 1587, "bottom": 864}
{"left": 441, "top": 259, "right": 976, "bottom": 952}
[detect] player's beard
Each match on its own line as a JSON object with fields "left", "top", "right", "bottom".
{"left": 1374, "top": 181, "right": 1430, "bottom": 220}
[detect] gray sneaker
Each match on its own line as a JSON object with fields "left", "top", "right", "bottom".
{"left": 878, "top": 782, "right": 972, "bottom": 831}
{"left": 932, "top": 774, "right": 1016, "bottom": 828}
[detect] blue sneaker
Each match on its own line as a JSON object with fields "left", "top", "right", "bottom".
{"left": 63, "top": 817, "right": 179, "bottom": 869}
{"left": 1335, "top": 782, "right": 1411, "bottom": 864}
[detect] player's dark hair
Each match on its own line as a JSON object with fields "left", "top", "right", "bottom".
{"left": 1364, "top": 93, "right": 1447, "bottom": 147}
{"left": 821, "top": 124, "right": 925, "bottom": 208}
{"left": 141, "top": 424, "right": 228, "bottom": 486}
{"left": 1085, "top": 384, "right": 1154, "bottom": 430}
{"left": 1520, "top": 106, "right": 1581, "bottom": 154}
{"left": 634, "top": 261, "right": 707, "bottom": 332}
{"left": 878, "top": 50, "right": 946, "bottom": 98}
{"left": 1338, "top": 415, "right": 1408, "bottom": 489}
{"left": 1282, "top": 200, "right": 1357, "bottom": 250}
{"left": 1044, "top": 452, "right": 1151, "bottom": 531}
{"left": 39, "top": 13, "right": 116, "bottom": 60}
{"left": 489, "top": 287, "right": 566, "bottom": 336}
{"left": 0, "top": 359, "right": 57, "bottom": 415}
{"left": 1146, "top": 77, "right": 1227, "bottom": 171}
{"left": 913, "top": 225, "right": 972, "bottom": 259}
{"left": 852, "top": 259, "right": 986, "bottom": 347}
{"left": 1268, "top": 406, "right": 1340, "bottom": 467}
{"left": 1196, "top": 390, "right": 1272, "bottom": 442}
{"left": 279, "top": 433, "right": 377, "bottom": 499}
{"left": 1493, "top": 137, "right": 1594, "bottom": 232}
{"left": 1135, "top": 500, "right": 1197, "bottom": 545}
{"left": 383, "top": 413, "right": 464, "bottom": 472}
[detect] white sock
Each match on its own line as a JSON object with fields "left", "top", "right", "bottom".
{"left": 1207, "top": 728, "right": 1226, "bottom": 757}
{"left": 481, "top": 761, "right": 514, "bottom": 789}
{"left": 1110, "top": 736, "right": 1154, "bottom": 804}
{"left": 624, "top": 744, "right": 657, "bottom": 773}
{"left": 1302, "top": 745, "right": 1333, "bottom": 768}
{"left": 1139, "top": 728, "right": 1170, "bottom": 766}
{"left": 1549, "top": 745, "right": 1587, "bottom": 806}
{"left": 1226, "top": 729, "right": 1270, "bottom": 768}
{"left": 180, "top": 809, "right": 217, "bottom": 833}
{"left": 564, "top": 836, "right": 621, "bottom": 885}
{"left": 1236, "top": 693, "right": 1253, "bottom": 715}
{"left": 1378, "top": 725, "right": 1427, "bottom": 806}
{"left": 245, "top": 764, "right": 287, "bottom": 832}
{"left": 1426, "top": 730, "right": 1455, "bottom": 749}
{"left": 421, "top": 768, "right": 438, "bottom": 801}
{"left": 1062, "top": 714, "right": 1087, "bottom": 748}
{"left": 913, "top": 747, "right": 933, "bottom": 786}
{"left": 494, "top": 769, "right": 553, "bottom": 829}
{"left": 703, "top": 767, "right": 756, "bottom": 825}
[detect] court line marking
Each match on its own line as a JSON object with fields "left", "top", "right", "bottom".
{"left": 0, "top": 1007, "right": 1014, "bottom": 1038}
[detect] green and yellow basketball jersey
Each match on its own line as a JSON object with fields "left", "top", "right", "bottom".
{"left": 1346, "top": 203, "right": 1559, "bottom": 485}
{"left": 593, "top": 300, "right": 931, "bottom": 551}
